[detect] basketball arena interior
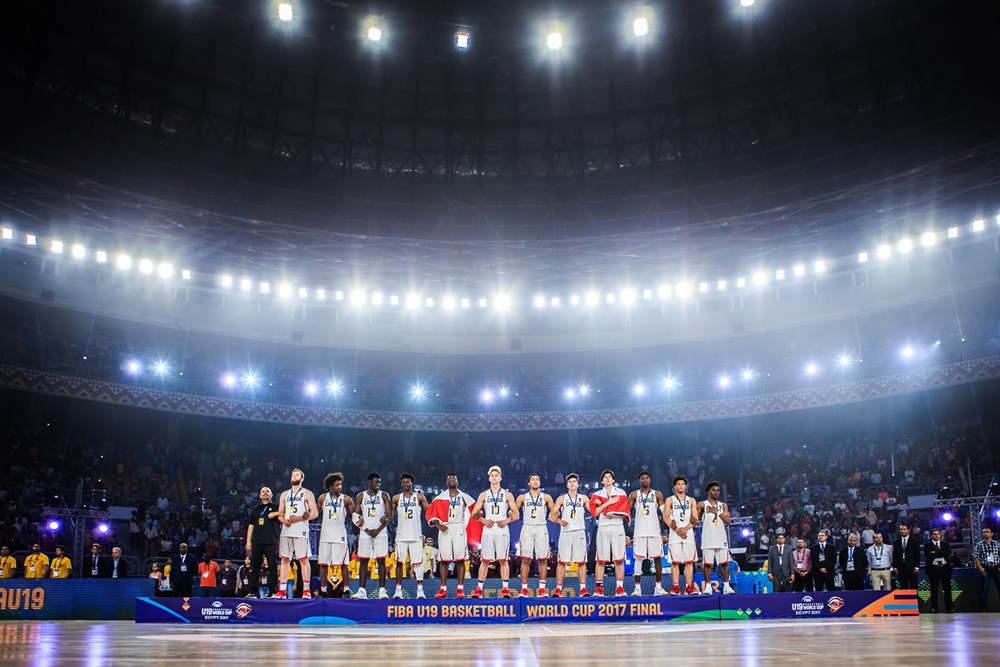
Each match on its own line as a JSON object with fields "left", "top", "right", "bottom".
{"left": 1, "top": 0, "right": 999, "bottom": 664}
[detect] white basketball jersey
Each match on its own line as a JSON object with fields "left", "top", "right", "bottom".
{"left": 633, "top": 489, "right": 661, "bottom": 538}
{"left": 701, "top": 500, "right": 729, "bottom": 549}
{"left": 281, "top": 488, "right": 310, "bottom": 538}
{"left": 522, "top": 492, "right": 548, "bottom": 526}
{"left": 361, "top": 491, "right": 386, "bottom": 531}
{"left": 319, "top": 494, "right": 348, "bottom": 544}
{"left": 667, "top": 494, "right": 694, "bottom": 530}
{"left": 560, "top": 493, "right": 586, "bottom": 532}
{"left": 396, "top": 493, "right": 422, "bottom": 541}
{"left": 482, "top": 487, "right": 509, "bottom": 532}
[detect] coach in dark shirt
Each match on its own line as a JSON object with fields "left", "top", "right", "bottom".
{"left": 246, "top": 486, "right": 280, "bottom": 597}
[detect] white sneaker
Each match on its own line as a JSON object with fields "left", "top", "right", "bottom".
{"left": 723, "top": 583, "right": 736, "bottom": 595}
{"left": 393, "top": 589, "right": 403, "bottom": 599}
{"left": 416, "top": 588, "right": 426, "bottom": 599}
{"left": 631, "top": 587, "right": 643, "bottom": 597}
{"left": 352, "top": 589, "right": 368, "bottom": 600}
{"left": 653, "top": 584, "right": 667, "bottom": 596}
{"left": 378, "top": 589, "right": 389, "bottom": 600}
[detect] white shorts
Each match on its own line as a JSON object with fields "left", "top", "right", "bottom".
{"left": 633, "top": 536, "right": 664, "bottom": 560}
{"left": 558, "top": 530, "right": 587, "bottom": 565}
{"left": 318, "top": 542, "right": 349, "bottom": 566}
{"left": 702, "top": 547, "right": 731, "bottom": 566}
{"left": 395, "top": 540, "right": 423, "bottom": 566}
{"left": 668, "top": 541, "right": 697, "bottom": 564}
{"left": 520, "top": 524, "right": 550, "bottom": 560}
{"left": 481, "top": 528, "right": 510, "bottom": 563}
{"left": 279, "top": 536, "right": 312, "bottom": 560}
{"left": 437, "top": 524, "right": 467, "bottom": 562}
{"left": 596, "top": 524, "right": 626, "bottom": 563}
{"left": 358, "top": 531, "right": 390, "bottom": 559}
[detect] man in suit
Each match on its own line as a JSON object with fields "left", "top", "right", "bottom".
{"left": 767, "top": 533, "right": 794, "bottom": 592}
{"left": 83, "top": 543, "right": 111, "bottom": 578}
{"left": 838, "top": 534, "right": 868, "bottom": 590}
{"left": 811, "top": 530, "right": 837, "bottom": 591}
{"left": 171, "top": 542, "right": 196, "bottom": 597}
{"left": 892, "top": 523, "right": 921, "bottom": 589}
{"left": 108, "top": 546, "right": 130, "bottom": 579}
{"left": 924, "top": 529, "right": 954, "bottom": 613}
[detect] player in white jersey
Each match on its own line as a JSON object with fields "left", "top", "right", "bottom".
{"left": 592, "top": 469, "right": 629, "bottom": 597}
{"left": 352, "top": 472, "right": 393, "bottom": 599}
{"left": 317, "top": 472, "right": 354, "bottom": 598}
{"left": 276, "top": 468, "right": 318, "bottom": 598}
{"left": 666, "top": 475, "right": 701, "bottom": 595}
{"left": 427, "top": 472, "right": 475, "bottom": 599}
{"left": 391, "top": 473, "right": 429, "bottom": 599}
{"left": 470, "top": 466, "right": 520, "bottom": 598}
{"left": 550, "top": 473, "right": 590, "bottom": 597}
{"left": 629, "top": 471, "right": 667, "bottom": 596}
{"left": 515, "top": 473, "right": 555, "bottom": 597}
{"left": 697, "top": 481, "right": 735, "bottom": 594}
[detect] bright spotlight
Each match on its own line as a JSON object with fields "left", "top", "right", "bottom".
{"left": 547, "top": 31, "right": 563, "bottom": 50}
{"left": 455, "top": 32, "right": 470, "bottom": 49}
{"left": 305, "top": 382, "right": 318, "bottom": 396}
{"left": 657, "top": 284, "right": 671, "bottom": 299}
{"left": 460, "top": 297, "right": 470, "bottom": 309}
{"left": 411, "top": 385, "right": 426, "bottom": 399}
{"left": 368, "top": 26, "right": 382, "bottom": 42}
{"left": 793, "top": 264, "right": 805, "bottom": 277}
{"left": 718, "top": 375, "right": 731, "bottom": 388}
{"left": 921, "top": 231, "right": 936, "bottom": 247}
{"left": 242, "top": 372, "right": 260, "bottom": 388}
{"left": 371, "top": 292, "right": 383, "bottom": 305}
{"left": 717, "top": 280, "right": 727, "bottom": 291}
{"left": 897, "top": 238, "right": 913, "bottom": 253}
{"left": 676, "top": 283, "right": 692, "bottom": 298}
{"left": 181, "top": 269, "right": 192, "bottom": 281}
{"left": 858, "top": 251, "right": 868, "bottom": 263}
{"left": 221, "top": 274, "right": 234, "bottom": 288}
{"left": 72, "top": 244, "right": 86, "bottom": 259}
{"left": 736, "top": 277, "right": 746, "bottom": 289}
{"left": 585, "top": 292, "right": 599, "bottom": 307}
{"left": 621, "top": 289, "right": 636, "bottom": 304}
{"left": 941, "top": 511, "right": 954, "bottom": 522}
{"left": 534, "top": 294, "right": 546, "bottom": 308}
{"left": 0, "top": 227, "right": 11, "bottom": 240}
{"left": 753, "top": 272, "right": 766, "bottom": 287}
{"left": 278, "top": 2, "right": 293, "bottom": 22}
{"left": 222, "top": 373, "right": 236, "bottom": 388}
{"left": 138, "top": 258, "right": 154, "bottom": 274}
{"left": 50, "top": 240, "right": 63, "bottom": 254}
{"left": 946, "top": 226, "right": 959, "bottom": 239}
{"left": 814, "top": 260, "right": 827, "bottom": 273}
{"left": 663, "top": 377, "right": 677, "bottom": 390}
{"left": 775, "top": 269, "right": 785, "bottom": 280}
{"left": 443, "top": 295, "right": 456, "bottom": 310}
{"left": 157, "top": 263, "right": 173, "bottom": 279}
{"left": 972, "top": 219, "right": 986, "bottom": 232}
{"left": 633, "top": 17, "right": 649, "bottom": 37}
{"left": 298, "top": 287, "right": 308, "bottom": 299}
{"left": 740, "top": 368, "right": 756, "bottom": 383}
{"left": 837, "top": 354, "right": 852, "bottom": 368}
{"left": 494, "top": 294, "right": 511, "bottom": 311}
{"left": 481, "top": 390, "right": 493, "bottom": 403}
{"left": 805, "top": 363, "right": 818, "bottom": 376}
{"left": 579, "top": 384, "right": 590, "bottom": 397}
{"left": 741, "top": 527, "right": 751, "bottom": 538}
{"left": 278, "top": 283, "right": 293, "bottom": 298}
{"left": 152, "top": 361, "right": 168, "bottom": 375}
{"left": 605, "top": 293, "right": 616, "bottom": 304}
{"left": 126, "top": 360, "right": 140, "bottom": 374}
{"left": 499, "top": 386, "right": 510, "bottom": 398}
{"left": 327, "top": 380, "right": 342, "bottom": 395}
{"left": 96, "top": 250, "right": 108, "bottom": 263}
{"left": 350, "top": 289, "right": 366, "bottom": 305}
{"left": 47, "top": 519, "right": 61, "bottom": 531}
{"left": 116, "top": 254, "right": 132, "bottom": 271}
{"left": 97, "top": 523, "right": 110, "bottom": 534}
{"left": 260, "top": 282, "right": 271, "bottom": 294}
{"left": 406, "top": 294, "right": 421, "bottom": 310}
{"left": 994, "top": 508, "right": 1000, "bottom": 520}
{"left": 901, "top": 346, "right": 914, "bottom": 359}
{"left": 877, "top": 244, "right": 892, "bottom": 259}
{"left": 633, "top": 383, "right": 646, "bottom": 397}
{"left": 565, "top": 389, "right": 576, "bottom": 399}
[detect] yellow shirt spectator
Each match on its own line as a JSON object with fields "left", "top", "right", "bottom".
{"left": 50, "top": 554, "right": 73, "bottom": 579}
{"left": 24, "top": 551, "right": 50, "bottom": 579}
{"left": 0, "top": 551, "right": 16, "bottom": 578}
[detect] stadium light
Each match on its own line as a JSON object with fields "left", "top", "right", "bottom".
{"left": 335, "top": 291, "right": 345, "bottom": 301}
{"left": 499, "top": 386, "right": 510, "bottom": 398}
{"left": 740, "top": 367, "right": 756, "bottom": 383}
{"left": 621, "top": 289, "right": 636, "bottom": 304}
{"left": 97, "top": 523, "right": 110, "bottom": 534}
{"left": 753, "top": 271, "right": 767, "bottom": 287}
{"left": 605, "top": 293, "right": 616, "bottom": 304}
{"left": 443, "top": 295, "right": 457, "bottom": 311}
{"left": 494, "top": 294, "right": 511, "bottom": 311}
{"left": 481, "top": 390, "right": 493, "bottom": 403}
{"left": 897, "top": 239, "right": 913, "bottom": 254}
{"left": 718, "top": 375, "right": 731, "bottom": 388}
{"left": 0, "top": 227, "right": 11, "bottom": 240}
{"left": 411, "top": 385, "right": 426, "bottom": 399}
{"left": 371, "top": 292, "right": 383, "bottom": 305}
{"left": 478, "top": 298, "right": 488, "bottom": 308}
{"left": 96, "top": 250, "right": 108, "bottom": 263}
{"left": 565, "top": 389, "right": 576, "bottom": 399}
{"left": 327, "top": 380, "right": 342, "bottom": 395}
{"left": 425, "top": 297, "right": 434, "bottom": 308}
{"left": 947, "top": 227, "right": 959, "bottom": 239}
{"left": 460, "top": 297, "right": 470, "bottom": 309}
{"left": 633, "top": 17, "right": 649, "bottom": 37}
{"left": 455, "top": 32, "right": 470, "bottom": 49}
{"left": 350, "top": 289, "right": 366, "bottom": 305}
{"left": 304, "top": 382, "right": 318, "bottom": 397}
{"left": 547, "top": 30, "right": 563, "bottom": 50}
{"left": 242, "top": 372, "right": 260, "bottom": 388}
{"left": 152, "top": 361, "right": 168, "bottom": 375}
{"left": 736, "top": 277, "right": 746, "bottom": 289}
{"left": 534, "top": 294, "right": 546, "bottom": 309}
{"left": 901, "top": 346, "right": 914, "bottom": 359}
{"left": 181, "top": 269, "right": 192, "bottom": 281}
{"left": 406, "top": 294, "right": 421, "bottom": 310}
{"left": 72, "top": 244, "right": 86, "bottom": 259}
{"left": 858, "top": 251, "right": 868, "bottom": 263}
{"left": 278, "top": 2, "right": 293, "bottom": 22}
{"left": 579, "top": 384, "right": 590, "bottom": 397}
{"left": 260, "top": 282, "right": 271, "bottom": 294}
{"left": 837, "top": 354, "right": 853, "bottom": 368}
{"left": 717, "top": 280, "right": 727, "bottom": 291}
{"left": 116, "top": 254, "right": 132, "bottom": 271}
{"left": 47, "top": 519, "right": 61, "bottom": 531}
{"left": 585, "top": 292, "right": 599, "bottom": 307}
{"left": 570, "top": 294, "right": 581, "bottom": 306}
{"left": 222, "top": 373, "right": 236, "bottom": 388}
{"left": 699, "top": 282, "right": 709, "bottom": 294}
{"left": 662, "top": 376, "right": 678, "bottom": 390}
{"left": 805, "top": 363, "right": 818, "bottom": 376}
{"left": 814, "top": 260, "right": 827, "bottom": 273}
{"left": 877, "top": 244, "right": 891, "bottom": 259}
{"left": 972, "top": 219, "right": 985, "bottom": 232}
{"left": 368, "top": 25, "right": 383, "bottom": 42}
{"left": 551, "top": 296, "right": 561, "bottom": 307}
{"left": 49, "top": 240, "right": 63, "bottom": 254}
{"left": 775, "top": 269, "right": 786, "bottom": 281}
{"left": 941, "top": 511, "right": 953, "bottom": 522}
{"left": 793, "top": 264, "right": 805, "bottom": 278}
{"left": 658, "top": 285, "right": 671, "bottom": 299}
{"left": 125, "top": 359, "right": 140, "bottom": 374}
{"left": 157, "top": 263, "right": 173, "bottom": 279}
{"left": 676, "top": 283, "right": 692, "bottom": 298}
{"left": 221, "top": 274, "right": 233, "bottom": 288}
{"left": 920, "top": 232, "right": 936, "bottom": 247}
{"left": 390, "top": 295, "right": 400, "bottom": 306}
{"left": 278, "top": 283, "right": 293, "bottom": 298}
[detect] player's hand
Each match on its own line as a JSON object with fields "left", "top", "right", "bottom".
{"left": 245, "top": 542, "right": 251, "bottom": 553}
{"left": 558, "top": 520, "right": 569, "bottom": 527}
{"left": 768, "top": 574, "right": 774, "bottom": 581}
{"left": 354, "top": 520, "right": 364, "bottom": 528}
{"left": 484, "top": 520, "right": 495, "bottom": 529}
{"left": 497, "top": 520, "right": 508, "bottom": 528}
{"left": 438, "top": 524, "right": 448, "bottom": 533}
{"left": 820, "top": 568, "right": 827, "bottom": 574}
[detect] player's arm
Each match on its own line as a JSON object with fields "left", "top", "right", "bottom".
{"left": 690, "top": 501, "right": 700, "bottom": 525}
{"left": 696, "top": 500, "right": 706, "bottom": 517}
{"left": 245, "top": 521, "right": 254, "bottom": 551}
{"left": 472, "top": 492, "right": 492, "bottom": 526}
{"left": 549, "top": 496, "right": 566, "bottom": 525}
{"left": 515, "top": 494, "right": 526, "bottom": 511}
{"left": 381, "top": 491, "right": 394, "bottom": 526}
{"left": 503, "top": 491, "right": 520, "bottom": 524}
{"left": 354, "top": 493, "right": 365, "bottom": 528}
{"left": 277, "top": 491, "right": 291, "bottom": 526}
{"left": 628, "top": 491, "right": 637, "bottom": 511}
{"left": 719, "top": 502, "right": 732, "bottom": 525}
{"left": 304, "top": 490, "right": 319, "bottom": 521}
{"left": 417, "top": 493, "right": 429, "bottom": 511}
{"left": 655, "top": 491, "right": 665, "bottom": 512}
{"left": 545, "top": 493, "right": 556, "bottom": 514}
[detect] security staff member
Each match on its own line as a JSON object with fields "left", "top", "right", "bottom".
{"left": 171, "top": 543, "right": 196, "bottom": 597}
{"left": 246, "top": 486, "right": 281, "bottom": 597}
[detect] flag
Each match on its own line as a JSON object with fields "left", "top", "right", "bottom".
{"left": 426, "top": 489, "right": 484, "bottom": 550}
{"left": 590, "top": 486, "right": 631, "bottom": 522}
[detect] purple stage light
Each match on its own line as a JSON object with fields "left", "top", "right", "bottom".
{"left": 97, "top": 523, "right": 110, "bottom": 534}
{"left": 941, "top": 512, "right": 953, "bottom": 522}
{"left": 47, "top": 519, "right": 61, "bottom": 531}
{"left": 741, "top": 528, "right": 751, "bottom": 538}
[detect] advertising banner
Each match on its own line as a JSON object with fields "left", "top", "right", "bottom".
{"left": 719, "top": 590, "right": 919, "bottom": 620}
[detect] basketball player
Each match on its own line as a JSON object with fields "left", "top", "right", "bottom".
{"left": 317, "top": 472, "right": 354, "bottom": 598}
{"left": 629, "top": 471, "right": 667, "bottom": 596}
{"left": 591, "top": 469, "right": 629, "bottom": 596}
{"left": 471, "top": 466, "right": 520, "bottom": 598}
{"left": 392, "top": 473, "right": 430, "bottom": 599}
{"left": 697, "top": 481, "right": 735, "bottom": 594}
{"left": 666, "top": 475, "right": 700, "bottom": 594}
{"left": 515, "top": 473, "right": 556, "bottom": 597}
{"left": 352, "top": 472, "right": 393, "bottom": 599}
{"left": 427, "top": 472, "right": 476, "bottom": 598}
{"left": 275, "top": 468, "right": 318, "bottom": 599}
{"left": 550, "top": 473, "right": 589, "bottom": 597}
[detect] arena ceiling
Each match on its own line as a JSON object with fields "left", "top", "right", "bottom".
{"left": 1, "top": 0, "right": 999, "bottom": 289}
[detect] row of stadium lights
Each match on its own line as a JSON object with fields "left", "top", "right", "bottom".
{"left": 121, "top": 342, "right": 941, "bottom": 402}
{"left": 273, "top": 1, "right": 759, "bottom": 49}
{"left": 3, "top": 216, "right": 997, "bottom": 313}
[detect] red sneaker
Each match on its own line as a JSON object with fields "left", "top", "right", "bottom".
{"left": 537, "top": 587, "right": 548, "bottom": 597}
{"left": 434, "top": 588, "right": 448, "bottom": 599}
{"left": 594, "top": 584, "right": 604, "bottom": 596}
{"left": 670, "top": 585, "right": 680, "bottom": 595}
{"left": 500, "top": 587, "right": 511, "bottom": 598}
{"left": 551, "top": 587, "right": 562, "bottom": 598}
{"left": 579, "top": 587, "right": 590, "bottom": 597}
{"left": 471, "top": 588, "right": 483, "bottom": 599}
{"left": 520, "top": 587, "right": 531, "bottom": 597}
{"left": 615, "top": 586, "right": 626, "bottom": 597}
{"left": 301, "top": 590, "right": 312, "bottom": 599}
{"left": 455, "top": 589, "right": 466, "bottom": 599}
{"left": 273, "top": 590, "right": 286, "bottom": 599}
{"left": 685, "top": 584, "right": 697, "bottom": 595}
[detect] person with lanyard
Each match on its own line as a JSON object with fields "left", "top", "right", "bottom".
{"left": 810, "top": 529, "right": 836, "bottom": 591}
{"left": 50, "top": 545, "right": 72, "bottom": 579}
{"left": 24, "top": 543, "right": 50, "bottom": 580}
{"left": 666, "top": 475, "right": 701, "bottom": 595}
{"left": 84, "top": 543, "right": 108, "bottom": 578}
{"left": 698, "top": 481, "right": 735, "bottom": 595}
{"left": 629, "top": 471, "right": 666, "bottom": 596}
{"left": 352, "top": 472, "right": 393, "bottom": 599}
{"left": 515, "top": 473, "right": 556, "bottom": 598}
{"left": 470, "top": 466, "right": 520, "bottom": 598}
{"left": 792, "top": 537, "right": 813, "bottom": 592}
{"left": 317, "top": 472, "right": 355, "bottom": 599}
{"left": 973, "top": 527, "right": 1000, "bottom": 612}
{"left": 865, "top": 532, "right": 893, "bottom": 591}
{"left": 246, "top": 486, "right": 281, "bottom": 598}
{"left": 892, "top": 523, "right": 921, "bottom": 590}
{"left": 591, "top": 469, "right": 630, "bottom": 597}
{"left": 549, "top": 473, "right": 590, "bottom": 597}
{"left": 924, "top": 528, "right": 954, "bottom": 613}
{"left": 0, "top": 545, "right": 18, "bottom": 578}
{"left": 391, "top": 473, "right": 429, "bottom": 599}
{"left": 838, "top": 534, "right": 867, "bottom": 590}
{"left": 235, "top": 556, "right": 254, "bottom": 598}
{"left": 171, "top": 542, "right": 196, "bottom": 597}
{"left": 110, "top": 546, "right": 128, "bottom": 579}
{"left": 276, "top": 468, "right": 319, "bottom": 599}
{"left": 426, "top": 472, "right": 476, "bottom": 599}
{"left": 767, "top": 534, "right": 794, "bottom": 593}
